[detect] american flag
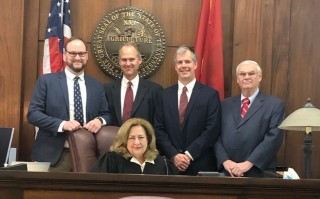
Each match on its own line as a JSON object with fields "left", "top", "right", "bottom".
{"left": 42, "top": 0, "right": 71, "bottom": 74}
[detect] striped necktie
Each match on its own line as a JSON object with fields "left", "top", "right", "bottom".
{"left": 241, "top": 98, "right": 250, "bottom": 119}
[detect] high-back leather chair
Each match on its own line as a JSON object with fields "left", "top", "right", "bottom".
{"left": 68, "top": 125, "right": 119, "bottom": 172}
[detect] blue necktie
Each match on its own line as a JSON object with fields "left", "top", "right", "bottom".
{"left": 74, "top": 76, "right": 84, "bottom": 125}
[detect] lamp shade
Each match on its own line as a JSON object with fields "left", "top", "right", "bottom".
{"left": 279, "top": 99, "right": 320, "bottom": 132}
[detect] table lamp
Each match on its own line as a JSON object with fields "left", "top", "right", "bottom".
{"left": 278, "top": 98, "right": 320, "bottom": 178}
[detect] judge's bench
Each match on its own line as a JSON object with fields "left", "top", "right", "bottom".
{"left": 0, "top": 171, "right": 319, "bottom": 199}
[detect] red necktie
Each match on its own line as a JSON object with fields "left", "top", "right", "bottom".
{"left": 123, "top": 82, "right": 133, "bottom": 123}
{"left": 179, "top": 86, "right": 188, "bottom": 124}
{"left": 241, "top": 98, "right": 250, "bottom": 119}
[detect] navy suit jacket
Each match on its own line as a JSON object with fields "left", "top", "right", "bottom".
{"left": 104, "top": 77, "right": 162, "bottom": 126}
{"left": 215, "top": 91, "right": 285, "bottom": 177}
{"left": 27, "top": 71, "right": 110, "bottom": 165}
{"left": 155, "top": 81, "right": 221, "bottom": 175}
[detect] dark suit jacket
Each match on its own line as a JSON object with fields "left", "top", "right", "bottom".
{"left": 104, "top": 77, "right": 162, "bottom": 126}
{"left": 215, "top": 91, "right": 285, "bottom": 177}
{"left": 27, "top": 71, "right": 110, "bottom": 165}
{"left": 154, "top": 81, "right": 221, "bottom": 175}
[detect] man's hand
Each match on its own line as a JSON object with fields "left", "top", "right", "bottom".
{"left": 63, "top": 120, "right": 82, "bottom": 132}
{"left": 228, "top": 161, "right": 254, "bottom": 177}
{"left": 83, "top": 118, "right": 102, "bottom": 133}
{"left": 223, "top": 160, "right": 237, "bottom": 177}
{"left": 173, "top": 153, "right": 191, "bottom": 172}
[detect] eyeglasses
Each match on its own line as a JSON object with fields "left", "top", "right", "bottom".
{"left": 238, "top": 72, "right": 257, "bottom": 78}
{"left": 66, "top": 50, "right": 88, "bottom": 58}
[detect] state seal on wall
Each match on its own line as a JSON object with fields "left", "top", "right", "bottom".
{"left": 92, "top": 7, "right": 166, "bottom": 79}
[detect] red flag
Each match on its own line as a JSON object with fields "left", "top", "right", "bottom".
{"left": 42, "top": 0, "right": 72, "bottom": 74}
{"left": 195, "top": 0, "right": 224, "bottom": 99}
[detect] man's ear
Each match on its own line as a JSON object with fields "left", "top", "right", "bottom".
{"left": 63, "top": 51, "right": 67, "bottom": 62}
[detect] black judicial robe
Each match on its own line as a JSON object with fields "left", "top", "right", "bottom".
{"left": 91, "top": 151, "right": 177, "bottom": 175}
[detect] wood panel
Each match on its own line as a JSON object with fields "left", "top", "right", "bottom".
{"left": 221, "top": 0, "right": 235, "bottom": 98}
{"left": 1, "top": 172, "right": 320, "bottom": 199}
{"left": 0, "top": 0, "right": 24, "bottom": 149}
{"left": 132, "top": 0, "right": 201, "bottom": 47}
{"left": 20, "top": 0, "right": 40, "bottom": 162}
{"left": 285, "top": 0, "right": 320, "bottom": 178}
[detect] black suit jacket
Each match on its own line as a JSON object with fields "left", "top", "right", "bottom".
{"left": 155, "top": 81, "right": 221, "bottom": 175}
{"left": 104, "top": 77, "right": 163, "bottom": 126}
{"left": 27, "top": 71, "right": 110, "bottom": 165}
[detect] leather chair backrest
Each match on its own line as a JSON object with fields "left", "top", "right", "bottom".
{"left": 68, "top": 126, "right": 119, "bottom": 172}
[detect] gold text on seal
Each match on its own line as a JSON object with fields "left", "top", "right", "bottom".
{"left": 92, "top": 7, "right": 166, "bottom": 79}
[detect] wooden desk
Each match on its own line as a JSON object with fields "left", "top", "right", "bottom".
{"left": 0, "top": 171, "right": 319, "bottom": 199}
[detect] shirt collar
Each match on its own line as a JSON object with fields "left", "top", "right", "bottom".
{"left": 241, "top": 88, "right": 259, "bottom": 103}
{"left": 122, "top": 75, "right": 139, "bottom": 88}
{"left": 65, "top": 68, "right": 85, "bottom": 81}
{"left": 130, "top": 156, "right": 155, "bottom": 165}
{"left": 178, "top": 78, "right": 196, "bottom": 92}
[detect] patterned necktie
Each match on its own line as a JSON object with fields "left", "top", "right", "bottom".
{"left": 179, "top": 86, "right": 188, "bottom": 124}
{"left": 241, "top": 98, "right": 250, "bottom": 119}
{"left": 74, "top": 76, "right": 84, "bottom": 125}
{"left": 123, "top": 81, "right": 133, "bottom": 123}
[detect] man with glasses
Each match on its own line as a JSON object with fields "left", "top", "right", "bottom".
{"left": 215, "top": 60, "right": 285, "bottom": 177}
{"left": 28, "top": 37, "right": 110, "bottom": 171}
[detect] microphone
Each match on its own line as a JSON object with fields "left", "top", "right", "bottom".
{"left": 163, "top": 156, "right": 169, "bottom": 175}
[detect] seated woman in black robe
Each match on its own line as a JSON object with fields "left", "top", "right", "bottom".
{"left": 91, "top": 118, "right": 178, "bottom": 175}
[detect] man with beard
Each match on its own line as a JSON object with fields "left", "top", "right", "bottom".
{"left": 154, "top": 46, "right": 221, "bottom": 175}
{"left": 28, "top": 37, "right": 110, "bottom": 172}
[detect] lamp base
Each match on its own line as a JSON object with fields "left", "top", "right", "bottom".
{"left": 304, "top": 132, "right": 312, "bottom": 178}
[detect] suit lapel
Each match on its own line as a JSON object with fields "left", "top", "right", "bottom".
{"left": 112, "top": 80, "right": 122, "bottom": 125}
{"left": 84, "top": 75, "right": 92, "bottom": 120}
{"left": 237, "top": 92, "right": 264, "bottom": 128}
{"left": 232, "top": 96, "right": 241, "bottom": 124}
{"left": 58, "top": 72, "right": 69, "bottom": 116}
{"left": 182, "top": 82, "right": 201, "bottom": 127}
{"left": 132, "top": 78, "right": 147, "bottom": 116}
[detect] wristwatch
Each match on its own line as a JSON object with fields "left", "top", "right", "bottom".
{"left": 96, "top": 117, "right": 103, "bottom": 124}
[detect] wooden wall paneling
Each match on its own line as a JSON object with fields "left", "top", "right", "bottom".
{"left": 259, "top": 0, "right": 274, "bottom": 94}
{"left": 148, "top": 47, "right": 178, "bottom": 88}
{"left": 221, "top": 0, "right": 235, "bottom": 98}
{"left": 20, "top": 0, "right": 41, "bottom": 161}
{"left": 285, "top": 0, "right": 320, "bottom": 178}
{"left": 232, "top": 0, "right": 263, "bottom": 95}
{"left": 0, "top": 0, "right": 24, "bottom": 148}
{"left": 132, "top": 0, "right": 202, "bottom": 47}
{"left": 269, "top": 0, "right": 291, "bottom": 167}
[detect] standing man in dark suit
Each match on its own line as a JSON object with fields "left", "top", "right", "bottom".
{"left": 104, "top": 42, "right": 162, "bottom": 126}
{"left": 28, "top": 37, "right": 111, "bottom": 171}
{"left": 215, "top": 60, "right": 285, "bottom": 177}
{"left": 154, "top": 46, "right": 221, "bottom": 175}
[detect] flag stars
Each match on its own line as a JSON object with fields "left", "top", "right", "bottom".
{"left": 57, "top": 1, "right": 61, "bottom": 7}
